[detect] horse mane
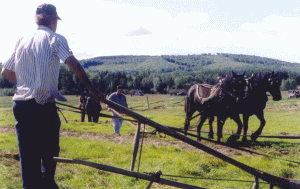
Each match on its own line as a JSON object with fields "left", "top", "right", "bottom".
{"left": 219, "top": 74, "right": 233, "bottom": 92}
{"left": 250, "top": 72, "right": 271, "bottom": 84}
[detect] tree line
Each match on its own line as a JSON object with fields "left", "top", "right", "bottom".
{"left": 1, "top": 53, "right": 300, "bottom": 96}
{"left": 0, "top": 64, "right": 295, "bottom": 97}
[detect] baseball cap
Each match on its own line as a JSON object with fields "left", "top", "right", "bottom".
{"left": 36, "top": 3, "right": 61, "bottom": 20}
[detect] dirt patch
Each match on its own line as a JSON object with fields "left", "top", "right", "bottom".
{"left": 0, "top": 126, "right": 15, "bottom": 133}
{"left": 59, "top": 130, "right": 254, "bottom": 156}
{"left": 0, "top": 126, "right": 253, "bottom": 156}
{"left": 279, "top": 132, "right": 300, "bottom": 137}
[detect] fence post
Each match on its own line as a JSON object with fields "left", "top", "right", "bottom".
{"left": 147, "top": 96, "right": 150, "bottom": 109}
{"left": 252, "top": 176, "right": 259, "bottom": 189}
{"left": 146, "top": 181, "right": 154, "bottom": 189}
{"left": 131, "top": 122, "right": 141, "bottom": 171}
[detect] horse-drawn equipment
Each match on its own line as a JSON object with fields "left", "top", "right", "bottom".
{"left": 52, "top": 82, "right": 297, "bottom": 188}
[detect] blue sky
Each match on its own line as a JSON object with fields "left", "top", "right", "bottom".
{"left": 1, "top": 0, "right": 300, "bottom": 63}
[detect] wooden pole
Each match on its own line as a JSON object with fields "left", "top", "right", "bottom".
{"left": 54, "top": 157, "right": 205, "bottom": 189}
{"left": 104, "top": 99, "right": 300, "bottom": 189}
{"left": 252, "top": 176, "right": 259, "bottom": 189}
{"left": 147, "top": 96, "right": 150, "bottom": 109}
{"left": 146, "top": 181, "right": 154, "bottom": 189}
{"left": 131, "top": 122, "right": 141, "bottom": 171}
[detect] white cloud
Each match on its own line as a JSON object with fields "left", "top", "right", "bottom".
{"left": 126, "top": 27, "right": 152, "bottom": 36}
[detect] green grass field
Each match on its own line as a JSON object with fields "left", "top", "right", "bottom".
{"left": 0, "top": 93, "right": 300, "bottom": 189}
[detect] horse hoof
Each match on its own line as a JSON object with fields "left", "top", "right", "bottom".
{"left": 208, "top": 133, "right": 214, "bottom": 139}
{"left": 251, "top": 133, "right": 259, "bottom": 141}
{"left": 228, "top": 135, "right": 239, "bottom": 142}
{"left": 242, "top": 137, "right": 248, "bottom": 143}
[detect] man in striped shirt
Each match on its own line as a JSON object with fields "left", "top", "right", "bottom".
{"left": 1, "top": 4, "right": 105, "bottom": 189}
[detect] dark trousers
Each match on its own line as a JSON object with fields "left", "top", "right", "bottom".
{"left": 93, "top": 115, "right": 99, "bottom": 123}
{"left": 81, "top": 108, "right": 85, "bottom": 122}
{"left": 13, "top": 99, "right": 60, "bottom": 189}
{"left": 87, "top": 112, "right": 99, "bottom": 123}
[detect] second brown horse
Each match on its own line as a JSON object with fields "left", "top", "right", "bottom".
{"left": 184, "top": 72, "right": 247, "bottom": 142}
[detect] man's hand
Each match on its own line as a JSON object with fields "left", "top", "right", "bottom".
{"left": 1, "top": 68, "right": 17, "bottom": 84}
{"left": 107, "top": 108, "right": 112, "bottom": 111}
{"left": 65, "top": 56, "right": 106, "bottom": 102}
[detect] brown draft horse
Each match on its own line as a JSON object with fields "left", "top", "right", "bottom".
{"left": 206, "top": 72, "right": 283, "bottom": 143}
{"left": 237, "top": 72, "right": 283, "bottom": 142}
{"left": 184, "top": 72, "right": 247, "bottom": 142}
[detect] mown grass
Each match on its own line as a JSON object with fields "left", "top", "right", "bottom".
{"left": 0, "top": 94, "right": 300, "bottom": 188}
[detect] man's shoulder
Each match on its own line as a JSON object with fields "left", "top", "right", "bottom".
{"left": 53, "top": 32, "right": 67, "bottom": 40}
{"left": 28, "top": 27, "right": 68, "bottom": 46}
{"left": 109, "top": 92, "right": 118, "bottom": 97}
{"left": 38, "top": 27, "right": 67, "bottom": 44}
{"left": 50, "top": 32, "right": 68, "bottom": 45}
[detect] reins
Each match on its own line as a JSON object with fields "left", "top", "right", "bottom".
{"left": 56, "top": 101, "right": 138, "bottom": 123}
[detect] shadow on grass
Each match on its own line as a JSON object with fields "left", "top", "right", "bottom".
{"left": 225, "top": 139, "right": 300, "bottom": 151}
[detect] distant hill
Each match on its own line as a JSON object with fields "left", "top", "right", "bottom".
{"left": 79, "top": 53, "right": 300, "bottom": 76}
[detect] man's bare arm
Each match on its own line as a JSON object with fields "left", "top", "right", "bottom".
{"left": 65, "top": 55, "right": 105, "bottom": 102}
{"left": 1, "top": 68, "right": 17, "bottom": 84}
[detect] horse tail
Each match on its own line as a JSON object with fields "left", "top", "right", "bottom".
{"left": 184, "top": 94, "right": 191, "bottom": 135}
{"left": 184, "top": 95, "right": 190, "bottom": 114}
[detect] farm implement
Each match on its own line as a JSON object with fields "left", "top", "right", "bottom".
{"left": 49, "top": 100, "right": 300, "bottom": 188}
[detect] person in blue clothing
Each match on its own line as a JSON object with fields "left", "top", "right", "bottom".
{"left": 107, "top": 85, "right": 128, "bottom": 135}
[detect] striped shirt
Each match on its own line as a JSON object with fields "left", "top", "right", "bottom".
{"left": 3, "top": 26, "right": 73, "bottom": 104}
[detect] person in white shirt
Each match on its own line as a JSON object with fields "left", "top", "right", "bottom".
{"left": 1, "top": 4, "right": 105, "bottom": 189}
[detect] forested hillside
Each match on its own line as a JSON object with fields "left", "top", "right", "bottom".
{"left": 0, "top": 53, "right": 299, "bottom": 96}
{"left": 80, "top": 53, "right": 300, "bottom": 75}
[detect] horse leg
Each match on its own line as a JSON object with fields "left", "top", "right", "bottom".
{"left": 217, "top": 117, "right": 225, "bottom": 143}
{"left": 251, "top": 111, "right": 265, "bottom": 141}
{"left": 208, "top": 116, "right": 214, "bottom": 139}
{"left": 184, "top": 108, "right": 196, "bottom": 136}
{"left": 196, "top": 115, "right": 207, "bottom": 141}
{"left": 228, "top": 114, "right": 243, "bottom": 142}
{"left": 242, "top": 115, "right": 249, "bottom": 143}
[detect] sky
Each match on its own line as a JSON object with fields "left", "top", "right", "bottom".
{"left": 1, "top": 0, "right": 300, "bottom": 63}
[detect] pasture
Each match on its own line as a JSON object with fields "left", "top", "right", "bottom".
{"left": 0, "top": 92, "right": 300, "bottom": 188}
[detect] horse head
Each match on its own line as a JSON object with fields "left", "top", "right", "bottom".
{"left": 267, "top": 72, "right": 282, "bottom": 101}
